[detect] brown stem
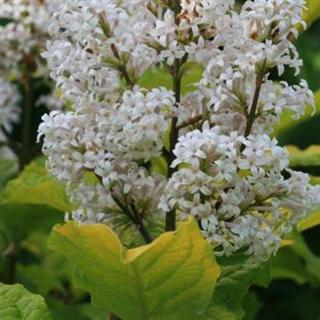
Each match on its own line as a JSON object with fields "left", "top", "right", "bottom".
{"left": 177, "top": 114, "right": 204, "bottom": 130}
{"left": 243, "top": 74, "right": 264, "bottom": 138}
{"left": 164, "top": 57, "right": 185, "bottom": 232}
{"left": 3, "top": 241, "right": 18, "bottom": 284}
{"left": 243, "top": 63, "right": 268, "bottom": 141}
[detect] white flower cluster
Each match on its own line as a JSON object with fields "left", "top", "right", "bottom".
{"left": 39, "top": 0, "right": 320, "bottom": 260}
{"left": 0, "top": 0, "right": 52, "bottom": 74}
{"left": 0, "top": 0, "right": 65, "bottom": 145}
{"left": 0, "top": 77, "right": 20, "bottom": 140}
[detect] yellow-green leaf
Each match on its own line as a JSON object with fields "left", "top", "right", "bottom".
{"left": 287, "top": 145, "right": 320, "bottom": 167}
{"left": 48, "top": 219, "right": 220, "bottom": 320}
{"left": 298, "top": 210, "right": 320, "bottom": 231}
{"left": 150, "top": 157, "right": 168, "bottom": 176}
{"left": 310, "top": 176, "right": 320, "bottom": 185}
{"left": 0, "top": 157, "right": 18, "bottom": 190}
{"left": 0, "top": 157, "right": 71, "bottom": 212}
{"left": 0, "top": 283, "right": 52, "bottom": 320}
{"left": 139, "top": 65, "right": 203, "bottom": 95}
{"left": 304, "top": 0, "right": 320, "bottom": 27}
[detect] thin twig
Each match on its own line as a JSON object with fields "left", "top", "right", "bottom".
{"left": 243, "top": 73, "right": 265, "bottom": 138}
{"left": 243, "top": 63, "right": 268, "bottom": 140}
{"left": 110, "top": 191, "right": 153, "bottom": 244}
{"left": 177, "top": 114, "right": 204, "bottom": 130}
{"left": 110, "top": 44, "right": 135, "bottom": 88}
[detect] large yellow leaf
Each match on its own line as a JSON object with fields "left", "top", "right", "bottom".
{"left": 48, "top": 219, "right": 220, "bottom": 320}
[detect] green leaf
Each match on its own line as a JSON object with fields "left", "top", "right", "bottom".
{"left": 0, "top": 204, "right": 63, "bottom": 246}
{"left": 48, "top": 219, "right": 220, "bottom": 320}
{"left": 0, "top": 158, "right": 70, "bottom": 247}
{"left": 287, "top": 145, "right": 320, "bottom": 167}
{"left": 200, "top": 257, "right": 270, "bottom": 320}
{"left": 51, "top": 304, "right": 105, "bottom": 320}
{"left": 0, "top": 283, "right": 52, "bottom": 319}
{"left": 271, "top": 246, "right": 310, "bottom": 284}
{"left": 0, "top": 157, "right": 18, "bottom": 190}
{"left": 304, "top": 0, "right": 320, "bottom": 27}
{"left": 0, "top": 157, "right": 71, "bottom": 212}
{"left": 139, "top": 64, "right": 203, "bottom": 95}
{"left": 139, "top": 67, "right": 172, "bottom": 91}
{"left": 15, "top": 233, "right": 77, "bottom": 298}
{"left": 150, "top": 157, "right": 168, "bottom": 176}
{"left": 242, "top": 292, "right": 262, "bottom": 320}
{"left": 298, "top": 210, "right": 320, "bottom": 231}
{"left": 271, "top": 231, "right": 320, "bottom": 285}
{"left": 290, "top": 232, "right": 320, "bottom": 284}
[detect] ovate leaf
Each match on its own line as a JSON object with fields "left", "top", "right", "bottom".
{"left": 48, "top": 219, "right": 220, "bottom": 320}
{"left": 0, "top": 283, "right": 52, "bottom": 320}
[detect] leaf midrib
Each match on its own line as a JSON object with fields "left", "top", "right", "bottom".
{"left": 131, "top": 263, "right": 152, "bottom": 320}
